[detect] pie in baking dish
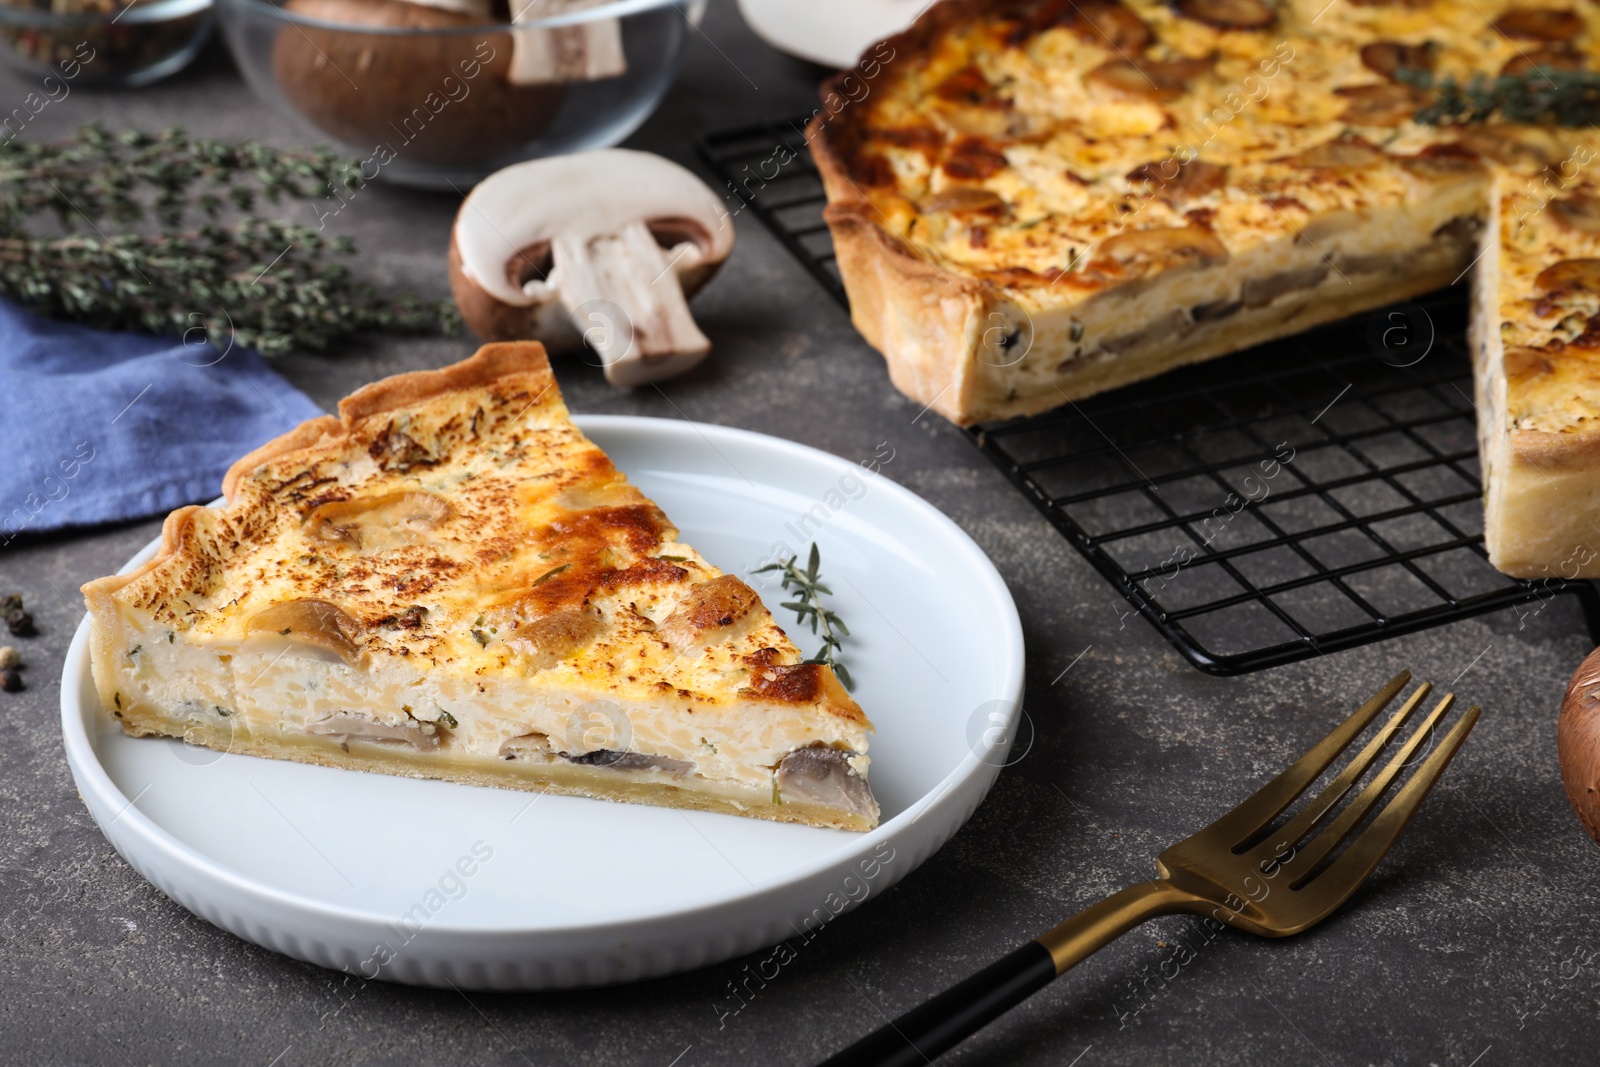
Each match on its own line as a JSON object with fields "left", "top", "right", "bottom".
{"left": 810, "top": 0, "right": 1600, "bottom": 576}
{"left": 80, "top": 343, "right": 878, "bottom": 831}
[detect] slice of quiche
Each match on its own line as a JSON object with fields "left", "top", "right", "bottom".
{"left": 1476, "top": 156, "right": 1600, "bottom": 579}
{"left": 81, "top": 343, "right": 879, "bottom": 830}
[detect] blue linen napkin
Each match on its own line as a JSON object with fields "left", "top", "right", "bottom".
{"left": 0, "top": 300, "right": 325, "bottom": 542}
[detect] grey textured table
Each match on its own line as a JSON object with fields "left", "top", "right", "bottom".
{"left": 4, "top": 5, "right": 1600, "bottom": 1065}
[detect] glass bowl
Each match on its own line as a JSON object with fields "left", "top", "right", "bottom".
{"left": 218, "top": 0, "right": 697, "bottom": 189}
{"left": 0, "top": 0, "right": 215, "bottom": 87}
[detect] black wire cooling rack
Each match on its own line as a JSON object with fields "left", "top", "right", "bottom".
{"left": 697, "top": 119, "right": 1600, "bottom": 675}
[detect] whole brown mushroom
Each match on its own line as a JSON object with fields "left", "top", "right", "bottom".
{"left": 1558, "top": 645, "right": 1600, "bottom": 844}
{"left": 270, "top": 0, "right": 571, "bottom": 166}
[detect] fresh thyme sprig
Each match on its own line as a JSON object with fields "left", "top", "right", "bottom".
{"left": 753, "top": 543, "right": 853, "bottom": 690}
{"left": 1397, "top": 66, "right": 1600, "bottom": 126}
{"left": 0, "top": 124, "right": 458, "bottom": 354}
{"left": 0, "top": 124, "right": 363, "bottom": 231}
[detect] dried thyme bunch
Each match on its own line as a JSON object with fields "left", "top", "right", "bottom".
{"left": 0, "top": 124, "right": 458, "bottom": 355}
{"left": 754, "top": 544, "right": 854, "bottom": 690}
{"left": 1398, "top": 67, "right": 1600, "bottom": 126}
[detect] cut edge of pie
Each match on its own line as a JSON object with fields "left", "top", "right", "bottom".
{"left": 82, "top": 342, "right": 880, "bottom": 831}
{"left": 1474, "top": 175, "right": 1600, "bottom": 580}
{"left": 808, "top": 0, "right": 1494, "bottom": 428}
{"left": 815, "top": 156, "right": 1472, "bottom": 428}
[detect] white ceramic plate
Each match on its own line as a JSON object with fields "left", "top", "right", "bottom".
{"left": 61, "top": 416, "right": 1024, "bottom": 990}
{"left": 737, "top": 0, "right": 928, "bottom": 69}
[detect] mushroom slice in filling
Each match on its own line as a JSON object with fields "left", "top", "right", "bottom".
{"left": 506, "top": 606, "right": 604, "bottom": 671}
{"left": 776, "top": 745, "right": 878, "bottom": 820}
{"left": 1334, "top": 84, "right": 1421, "bottom": 127}
{"left": 1450, "top": 126, "right": 1565, "bottom": 168}
{"left": 1281, "top": 136, "right": 1386, "bottom": 172}
{"left": 1492, "top": 8, "right": 1583, "bottom": 41}
{"left": 1192, "top": 298, "right": 1244, "bottom": 323}
{"left": 920, "top": 188, "right": 1008, "bottom": 217}
{"left": 1088, "top": 225, "right": 1229, "bottom": 281}
{"left": 1535, "top": 259, "right": 1600, "bottom": 295}
{"left": 562, "top": 749, "right": 695, "bottom": 777}
{"left": 1084, "top": 55, "right": 1216, "bottom": 103}
{"left": 500, "top": 731, "right": 693, "bottom": 777}
{"left": 306, "top": 711, "right": 441, "bottom": 751}
{"left": 1551, "top": 194, "right": 1600, "bottom": 235}
{"left": 1359, "top": 40, "right": 1437, "bottom": 80}
{"left": 659, "top": 575, "right": 761, "bottom": 650}
{"left": 243, "top": 598, "right": 365, "bottom": 666}
{"left": 1337, "top": 251, "right": 1408, "bottom": 274}
{"left": 500, "top": 731, "right": 555, "bottom": 761}
{"left": 1099, "top": 309, "right": 1193, "bottom": 355}
{"left": 1501, "top": 44, "right": 1583, "bottom": 75}
{"left": 1125, "top": 158, "right": 1228, "bottom": 210}
{"left": 1174, "top": 0, "right": 1275, "bottom": 30}
{"left": 306, "top": 491, "right": 452, "bottom": 551}
{"left": 1242, "top": 266, "right": 1329, "bottom": 308}
{"left": 1055, "top": 0, "right": 1152, "bottom": 51}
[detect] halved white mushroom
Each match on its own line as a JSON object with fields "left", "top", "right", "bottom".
{"left": 449, "top": 149, "right": 735, "bottom": 387}
{"left": 400, "top": 0, "right": 625, "bottom": 85}
{"left": 507, "top": 0, "right": 626, "bottom": 85}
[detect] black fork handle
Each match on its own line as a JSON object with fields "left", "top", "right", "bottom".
{"left": 818, "top": 881, "right": 1195, "bottom": 1066}
{"left": 818, "top": 941, "right": 1055, "bottom": 1067}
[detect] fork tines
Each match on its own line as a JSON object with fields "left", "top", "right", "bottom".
{"left": 1208, "top": 670, "right": 1480, "bottom": 887}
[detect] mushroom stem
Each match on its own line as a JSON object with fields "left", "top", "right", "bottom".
{"left": 508, "top": 0, "right": 627, "bottom": 86}
{"left": 552, "top": 219, "right": 711, "bottom": 386}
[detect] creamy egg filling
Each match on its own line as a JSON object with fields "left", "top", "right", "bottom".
{"left": 95, "top": 605, "right": 874, "bottom": 822}
{"left": 967, "top": 191, "right": 1485, "bottom": 419}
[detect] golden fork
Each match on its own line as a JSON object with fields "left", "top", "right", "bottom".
{"left": 820, "top": 671, "right": 1479, "bottom": 1066}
